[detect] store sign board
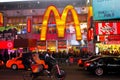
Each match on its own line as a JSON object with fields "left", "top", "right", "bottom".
{"left": 106, "top": 41, "right": 120, "bottom": 44}
{"left": 95, "top": 22, "right": 120, "bottom": 35}
{"left": 98, "top": 35, "right": 120, "bottom": 42}
{"left": 92, "top": 0, "right": 120, "bottom": 20}
{"left": 0, "top": 41, "right": 13, "bottom": 49}
{"left": 108, "top": 35, "right": 120, "bottom": 41}
{"left": 39, "top": 5, "right": 82, "bottom": 40}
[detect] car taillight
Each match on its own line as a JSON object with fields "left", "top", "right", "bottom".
{"left": 0, "top": 61, "right": 4, "bottom": 65}
{"left": 78, "top": 59, "right": 82, "bottom": 64}
{"left": 84, "top": 63, "right": 91, "bottom": 67}
{"left": 2, "top": 61, "right": 4, "bottom": 64}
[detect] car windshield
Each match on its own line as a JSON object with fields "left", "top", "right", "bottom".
{"left": 88, "top": 55, "right": 100, "bottom": 60}
{"left": 89, "top": 56, "right": 101, "bottom": 61}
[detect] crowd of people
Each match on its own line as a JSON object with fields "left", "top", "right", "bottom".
{"left": 0, "top": 49, "right": 93, "bottom": 64}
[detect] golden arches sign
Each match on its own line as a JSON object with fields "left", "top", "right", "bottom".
{"left": 40, "top": 5, "right": 82, "bottom": 40}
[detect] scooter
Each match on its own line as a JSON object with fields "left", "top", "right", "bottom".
{"left": 30, "top": 56, "right": 66, "bottom": 80}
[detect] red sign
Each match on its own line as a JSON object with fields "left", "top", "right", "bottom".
{"left": 98, "top": 35, "right": 120, "bottom": 42}
{"left": 27, "top": 18, "right": 31, "bottom": 33}
{"left": 98, "top": 35, "right": 105, "bottom": 41}
{"left": 106, "top": 41, "right": 120, "bottom": 44}
{"left": 87, "top": 28, "right": 93, "bottom": 41}
{"left": 0, "top": 41, "right": 13, "bottom": 49}
{"left": 95, "top": 22, "right": 120, "bottom": 35}
{"left": 108, "top": 35, "right": 120, "bottom": 41}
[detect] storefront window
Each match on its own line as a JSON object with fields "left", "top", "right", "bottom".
{"left": 7, "top": 17, "right": 27, "bottom": 35}
{"left": 37, "top": 41, "right": 46, "bottom": 51}
{"left": 32, "top": 24, "right": 41, "bottom": 34}
{"left": 47, "top": 40, "right": 56, "bottom": 51}
{"left": 58, "top": 40, "right": 67, "bottom": 48}
{"left": 48, "top": 24, "right": 56, "bottom": 34}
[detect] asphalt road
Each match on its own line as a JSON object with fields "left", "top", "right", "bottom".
{"left": 0, "top": 64, "right": 120, "bottom": 80}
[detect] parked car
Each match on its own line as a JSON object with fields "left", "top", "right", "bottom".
{"left": 84, "top": 55, "right": 120, "bottom": 76}
{"left": 78, "top": 55, "right": 100, "bottom": 67}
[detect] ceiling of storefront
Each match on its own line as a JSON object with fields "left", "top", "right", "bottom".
{"left": 0, "top": 0, "right": 87, "bottom": 10}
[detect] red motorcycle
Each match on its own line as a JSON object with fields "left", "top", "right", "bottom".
{"left": 30, "top": 56, "right": 66, "bottom": 80}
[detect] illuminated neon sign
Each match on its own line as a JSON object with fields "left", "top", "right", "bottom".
{"left": 40, "top": 5, "right": 82, "bottom": 40}
{"left": 27, "top": 5, "right": 82, "bottom": 40}
{"left": 0, "top": 13, "right": 3, "bottom": 26}
{"left": 27, "top": 18, "right": 31, "bottom": 33}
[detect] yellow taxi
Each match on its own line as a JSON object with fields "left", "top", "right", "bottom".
{"left": 6, "top": 57, "right": 25, "bottom": 70}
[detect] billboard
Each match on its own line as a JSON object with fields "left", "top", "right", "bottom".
{"left": 40, "top": 5, "right": 82, "bottom": 40}
{"left": 95, "top": 22, "right": 120, "bottom": 35}
{"left": 92, "top": 0, "right": 120, "bottom": 20}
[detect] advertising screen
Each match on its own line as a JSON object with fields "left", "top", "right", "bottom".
{"left": 92, "top": 0, "right": 120, "bottom": 20}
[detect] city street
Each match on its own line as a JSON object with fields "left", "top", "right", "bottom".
{"left": 0, "top": 64, "right": 120, "bottom": 80}
{"left": 0, "top": 0, "right": 120, "bottom": 80}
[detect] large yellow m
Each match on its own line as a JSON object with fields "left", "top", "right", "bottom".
{"left": 40, "top": 5, "right": 82, "bottom": 40}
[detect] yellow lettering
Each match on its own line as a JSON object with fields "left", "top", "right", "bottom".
{"left": 40, "top": 5, "right": 82, "bottom": 40}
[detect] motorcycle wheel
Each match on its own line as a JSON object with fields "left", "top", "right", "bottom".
{"left": 51, "top": 69, "right": 66, "bottom": 80}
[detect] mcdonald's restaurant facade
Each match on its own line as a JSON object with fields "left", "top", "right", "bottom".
{"left": 1, "top": 5, "right": 88, "bottom": 53}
